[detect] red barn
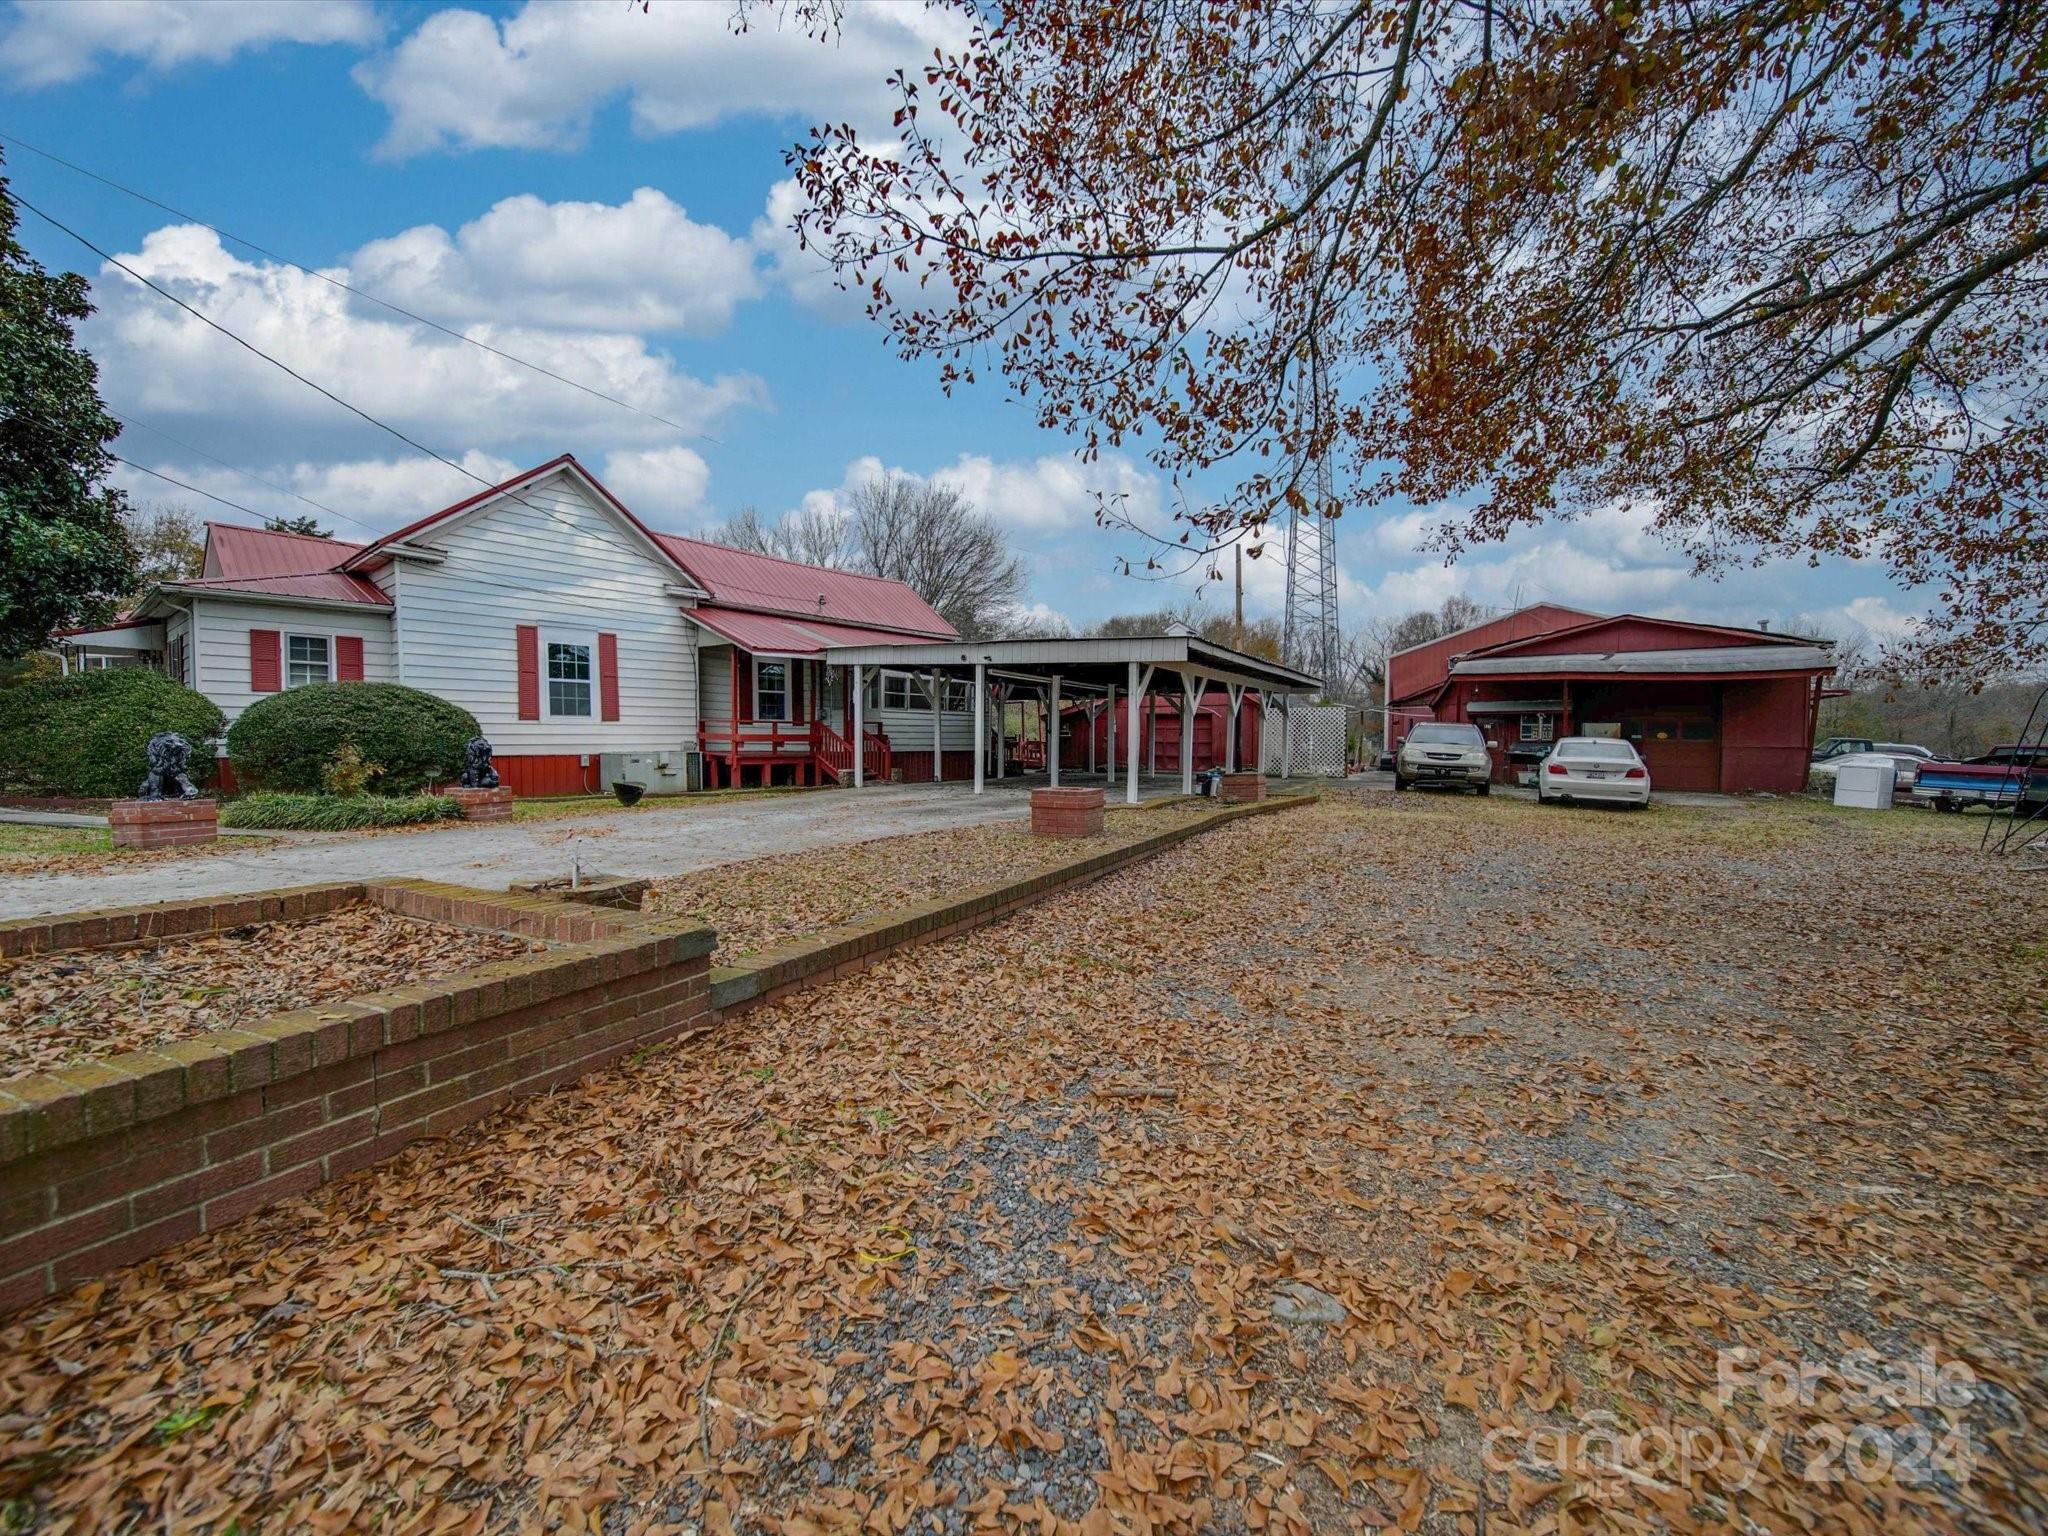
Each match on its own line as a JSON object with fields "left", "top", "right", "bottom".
{"left": 1386, "top": 608, "right": 1835, "bottom": 793}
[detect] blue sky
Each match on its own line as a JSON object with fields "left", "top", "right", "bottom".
{"left": 0, "top": 0, "right": 1928, "bottom": 645}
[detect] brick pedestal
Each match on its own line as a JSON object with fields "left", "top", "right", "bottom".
{"left": 448, "top": 786, "right": 514, "bottom": 822}
{"left": 1031, "top": 786, "right": 1105, "bottom": 838}
{"left": 1218, "top": 772, "right": 1266, "bottom": 804}
{"left": 108, "top": 798, "right": 217, "bottom": 848}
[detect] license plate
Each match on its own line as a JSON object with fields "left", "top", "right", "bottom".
{"left": 1585, "top": 771, "right": 1610, "bottom": 780}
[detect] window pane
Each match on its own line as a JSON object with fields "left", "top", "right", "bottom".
{"left": 287, "top": 634, "right": 329, "bottom": 688}
{"left": 546, "top": 641, "right": 592, "bottom": 717}
{"left": 757, "top": 661, "right": 788, "bottom": 722}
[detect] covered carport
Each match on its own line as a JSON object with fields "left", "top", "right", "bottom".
{"left": 819, "top": 635, "right": 1321, "bottom": 802}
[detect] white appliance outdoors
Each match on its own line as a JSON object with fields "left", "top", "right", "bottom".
{"left": 599, "top": 750, "right": 702, "bottom": 796}
{"left": 1832, "top": 759, "right": 1896, "bottom": 810}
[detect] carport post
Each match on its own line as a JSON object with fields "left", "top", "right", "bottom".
{"left": 1048, "top": 673, "right": 1062, "bottom": 787}
{"left": 1126, "top": 662, "right": 1155, "bottom": 804}
{"left": 930, "top": 669, "right": 943, "bottom": 782}
{"left": 1086, "top": 701, "right": 1097, "bottom": 774}
{"left": 995, "top": 683, "right": 1008, "bottom": 779}
{"left": 851, "top": 665, "right": 865, "bottom": 787}
{"left": 1225, "top": 684, "right": 1245, "bottom": 771}
{"left": 1281, "top": 697, "right": 1294, "bottom": 778}
{"left": 1105, "top": 684, "right": 1117, "bottom": 787}
{"left": 973, "top": 661, "right": 986, "bottom": 794}
{"left": 1179, "top": 671, "right": 1204, "bottom": 796}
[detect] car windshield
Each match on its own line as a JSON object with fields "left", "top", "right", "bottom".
{"left": 1408, "top": 724, "right": 1483, "bottom": 746}
{"left": 1554, "top": 740, "right": 1637, "bottom": 762}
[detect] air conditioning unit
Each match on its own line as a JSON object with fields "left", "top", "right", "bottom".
{"left": 599, "top": 749, "right": 702, "bottom": 796}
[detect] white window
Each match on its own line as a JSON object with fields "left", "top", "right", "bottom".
{"left": 878, "top": 671, "right": 930, "bottom": 711}
{"left": 286, "top": 634, "right": 332, "bottom": 688}
{"left": 167, "top": 634, "right": 188, "bottom": 686}
{"left": 1520, "top": 713, "right": 1555, "bottom": 743}
{"left": 942, "top": 678, "right": 973, "bottom": 711}
{"left": 754, "top": 659, "right": 790, "bottom": 722}
{"left": 544, "top": 635, "right": 594, "bottom": 719}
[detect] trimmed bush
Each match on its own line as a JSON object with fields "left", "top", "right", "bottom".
{"left": 220, "top": 791, "right": 460, "bottom": 831}
{"left": 226, "top": 682, "right": 477, "bottom": 794}
{"left": 0, "top": 668, "right": 224, "bottom": 799}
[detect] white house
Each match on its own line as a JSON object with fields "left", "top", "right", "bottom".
{"left": 60, "top": 455, "right": 977, "bottom": 794}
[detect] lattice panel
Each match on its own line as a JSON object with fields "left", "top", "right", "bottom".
{"left": 1264, "top": 704, "right": 1349, "bottom": 776}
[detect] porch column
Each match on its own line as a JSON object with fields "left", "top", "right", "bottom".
{"left": 1225, "top": 685, "right": 1245, "bottom": 771}
{"left": 930, "top": 669, "right": 943, "bottom": 783}
{"left": 1179, "top": 671, "right": 1205, "bottom": 796}
{"left": 973, "top": 662, "right": 986, "bottom": 794}
{"left": 995, "top": 683, "right": 1008, "bottom": 779}
{"left": 1106, "top": 684, "right": 1118, "bottom": 788}
{"left": 851, "top": 664, "right": 865, "bottom": 787}
{"left": 1125, "top": 662, "right": 1154, "bottom": 805}
{"left": 1048, "top": 673, "right": 1063, "bottom": 787}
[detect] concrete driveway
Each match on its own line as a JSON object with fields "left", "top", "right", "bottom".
{"left": 0, "top": 782, "right": 1041, "bottom": 920}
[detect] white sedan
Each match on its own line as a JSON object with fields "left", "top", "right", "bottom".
{"left": 1538, "top": 737, "right": 1652, "bottom": 807}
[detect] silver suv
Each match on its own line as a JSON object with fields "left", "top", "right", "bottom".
{"left": 1395, "top": 722, "right": 1492, "bottom": 795}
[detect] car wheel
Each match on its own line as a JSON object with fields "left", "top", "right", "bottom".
{"left": 1477, "top": 781, "right": 1491, "bottom": 796}
{"left": 1393, "top": 773, "right": 1407, "bottom": 792}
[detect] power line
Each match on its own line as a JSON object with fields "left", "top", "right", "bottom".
{"left": 6, "top": 196, "right": 916, "bottom": 619}
{"left": 113, "top": 411, "right": 376, "bottom": 537}
{"left": 0, "top": 129, "right": 718, "bottom": 443}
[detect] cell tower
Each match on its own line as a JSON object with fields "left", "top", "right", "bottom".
{"left": 1281, "top": 344, "right": 1340, "bottom": 689}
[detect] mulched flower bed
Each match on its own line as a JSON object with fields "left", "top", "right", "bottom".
{"left": 646, "top": 801, "right": 1217, "bottom": 962}
{"left": 0, "top": 904, "right": 543, "bottom": 1083}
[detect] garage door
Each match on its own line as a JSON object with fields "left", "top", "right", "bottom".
{"left": 1626, "top": 717, "right": 1720, "bottom": 791}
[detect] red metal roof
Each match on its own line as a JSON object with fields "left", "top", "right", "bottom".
{"left": 687, "top": 607, "right": 947, "bottom": 654}
{"left": 189, "top": 455, "right": 953, "bottom": 635}
{"left": 656, "top": 536, "right": 955, "bottom": 638}
{"left": 174, "top": 572, "right": 392, "bottom": 606}
{"left": 203, "top": 522, "right": 367, "bottom": 579}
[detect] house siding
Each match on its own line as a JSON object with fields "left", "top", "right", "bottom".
{"left": 387, "top": 468, "right": 699, "bottom": 757}
{"left": 192, "top": 598, "right": 397, "bottom": 730}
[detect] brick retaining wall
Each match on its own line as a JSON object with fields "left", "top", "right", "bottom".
{"left": 0, "top": 881, "right": 712, "bottom": 1312}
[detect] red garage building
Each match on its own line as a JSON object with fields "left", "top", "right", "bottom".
{"left": 1386, "top": 609, "right": 1836, "bottom": 793}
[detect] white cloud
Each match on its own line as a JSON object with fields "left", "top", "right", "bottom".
{"left": 113, "top": 450, "right": 523, "bottom": 538}
{"left": 86, "top": 224, "right": 765, "bottom": 465}
{"left": 599, "top": 445, "right": 713, "bottom": 526}
{"left": 795, "top": 451, "right": 1162, "bottom": 534}
{"left": 354, "top": 0, "right": 972, "bottom": 158}
{"left": 353, "top": 188, "right": 761, "bottom": 336}
{"left": 753, "top": 177, "right": 858, "bottom": 316}
{"left": 0, "top": 0, "right": 377, "bottom": 87}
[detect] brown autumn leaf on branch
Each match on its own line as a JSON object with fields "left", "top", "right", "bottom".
{"left": 776, "top": 0, "right": 2046, "bottom": 680}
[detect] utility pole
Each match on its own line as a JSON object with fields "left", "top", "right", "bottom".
{"left": 1234, "top": 544, "right": 1244, "bottom": 649}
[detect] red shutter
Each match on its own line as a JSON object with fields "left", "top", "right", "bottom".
{"left": 249, "top": 629, "right": 281, "bottom": 693}
{"left": 335, "top": 634, "right": 364, "bottom": 682}
{"left": 516, "top": 625, "right": 540, "bottom": 720}
{"left": 598, "top": 632, "right": 620, "bottom": 722}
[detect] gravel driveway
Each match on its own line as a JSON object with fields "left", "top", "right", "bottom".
{"left": 0, "top": 781, "right": 1039, "bottom": 919}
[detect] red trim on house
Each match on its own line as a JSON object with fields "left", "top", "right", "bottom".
{"left": 516, "top": 625, "right": 540, "bottom": 720}
{"left": 598, "top": 632, "right": 620, "bottom": 722}
{"left": 335, "top": 634, "right": 365, "bottom": 682}
{"left": 489, "top": 754, "right": 602, "bottom": 797}
{"left": 249, "top": 629, "right": 281, "bottom": 693}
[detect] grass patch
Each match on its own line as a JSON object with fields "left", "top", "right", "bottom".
{"left": 220, "top": 792, "right": 460, "bottom": 831}
{"left": 0, "top": 822, "right": 111, "bottom": 857}
{"left": 510, "top": 783, "right": 821, "bottom": 823}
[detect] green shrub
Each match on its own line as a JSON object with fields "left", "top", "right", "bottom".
{"left": 220, "top": 791, "right": 460, "bottom": 831}
{"left": 226, "top": 682, "right": 477, "bottom": 794}
{"left": 0, "top": 668, "right": 224, "bottom": 798}
{"left": 320, "top": 741, "right": 381, "bottom": 798}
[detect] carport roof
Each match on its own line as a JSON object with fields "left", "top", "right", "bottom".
{"left": 815, "top": 634, "right": 1322, "bottom": 694}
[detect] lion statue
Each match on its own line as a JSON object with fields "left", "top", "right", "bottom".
{"left": 137, "top": 732, "right": 202, "bottom": 801}
{"left": 458, "top": 736, "right": 500, "bottom": 789}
